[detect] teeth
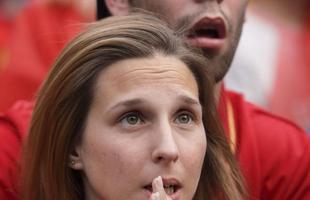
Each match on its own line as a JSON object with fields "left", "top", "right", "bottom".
{"left": 164, "top": 185, "right": 175, "bottom": 195}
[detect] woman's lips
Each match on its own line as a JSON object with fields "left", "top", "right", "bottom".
{"left": 143, "top": 177, "right": 182, "bottom": 200}
{"left": 143, "top": 187, "right": 181, "bottom": 200}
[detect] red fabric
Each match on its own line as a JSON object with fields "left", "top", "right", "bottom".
{"left": 220, "top": 89, "right": 310, "bottom": 199}
{"left": 1, "top": 90, "right": 309, "bottom": 199}
{"left": 0, "top": 101, "right": 33, "bottom": 200}
{"left": 0, "top": 15, "right": 13, "bottom": 48}
{"left": 0, "top": 16, "right": 14, "bottom": 73}
{"left": 0, "top": 4, "right": 86, "bottom": 111}
{"left": 269, "top": 17, "right": 310, "bottom": 131}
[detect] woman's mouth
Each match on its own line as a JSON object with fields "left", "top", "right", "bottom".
{"left": 143, "top": 177, "right": 182, "bottom": 198}
{"left": 144, "top": 183, "right": 180, "bottom": 195}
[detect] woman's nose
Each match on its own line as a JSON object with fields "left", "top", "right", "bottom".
{"left": 151, "top": 122, "right": 179, "bottom": 164}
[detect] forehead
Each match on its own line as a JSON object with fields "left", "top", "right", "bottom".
{"left": 93, "top": 54, "right": 199, "bottom": 99}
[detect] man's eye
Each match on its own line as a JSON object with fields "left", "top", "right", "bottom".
{"left": 175, "top": 113, "right": 193, "bottom": 124}
{"left": 120, "top": 113, "right": 143, "bottom": 125}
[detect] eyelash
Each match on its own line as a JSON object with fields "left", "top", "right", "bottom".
{"left": 174, "top": 110, "right": 196, "bottom": 124}
{"left": 118, "top": 109, "right": 197, "bottom": 125}
{"left": 118, "top": 111, "right": 145, "bottom": 126}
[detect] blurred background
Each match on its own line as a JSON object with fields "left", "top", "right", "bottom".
{"left": 0, "top": 0, "right": 310, "bottom": 133}
{"left": 226, "top": 0, "right": 310, "bottom": 132}
{"left": 0, "top": 0, "right": 96, "bottom": 110}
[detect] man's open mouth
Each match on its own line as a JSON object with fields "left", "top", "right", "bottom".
{"left": 188, "top": 17, "right": 226, "bottom": 39}
{"left": 186, "top": 16, "right": 227, "bottom": 50}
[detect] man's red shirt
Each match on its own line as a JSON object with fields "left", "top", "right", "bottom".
{"left": 0, "top": 89, "right": 309, "bottom": 200}
{"left": 220, "top": 90, "right": 310, "bottom": 199}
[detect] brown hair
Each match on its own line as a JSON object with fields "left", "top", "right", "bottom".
{"left": 22, "top": 13, "right": 246, "bottom": 200}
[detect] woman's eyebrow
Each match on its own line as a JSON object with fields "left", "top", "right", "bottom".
{"left": 179, "top": 95, "right": 200, "bottom": 106}
{"left": 107, "top": 99, "right": 145, "bottom": 112}
{"left": 107, "top": 95, "right": 200, "bottom": 112}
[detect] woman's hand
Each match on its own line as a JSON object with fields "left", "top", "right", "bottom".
{"left": 150, "top": 176, "right": 172, "bottom": 200}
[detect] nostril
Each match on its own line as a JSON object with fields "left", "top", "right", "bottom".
{"left": 157, "top": 156, "right": 164, "bottom": 162}
{"left": 152, "top": 148, "right": 179, "bottom": 164}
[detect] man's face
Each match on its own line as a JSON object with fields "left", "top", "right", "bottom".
{"left": 127, "top": 0, "right": 248, "bottom": 82}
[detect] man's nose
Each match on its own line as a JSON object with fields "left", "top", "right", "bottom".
{"left": 151, "top": 122, "right": 179, "bottom": 164}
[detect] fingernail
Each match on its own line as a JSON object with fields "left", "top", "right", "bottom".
{"left": 156, "top": 176, "right": 163, "bottom": 188}
{"left": 151, "top": 192, "right": 160, "bottom": 200}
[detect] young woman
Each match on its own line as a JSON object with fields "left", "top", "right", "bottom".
{"left": 22, "top": 13, "right": 245, "bottom": 200}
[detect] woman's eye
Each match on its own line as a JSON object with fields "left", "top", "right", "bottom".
{"left": 175, "top": 113, "right": 193, "bottom": 124}
{"left": 120, "top": 113, "right": 143, "bottom": 125}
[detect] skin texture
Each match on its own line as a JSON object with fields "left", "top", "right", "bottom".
{"left": 108, "top": 0, "right": 249, "bottom": 82}
{"left": 72, "top": 54, "right": 207, "bottom": 200}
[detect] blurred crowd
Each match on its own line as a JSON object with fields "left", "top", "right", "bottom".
{"left": 226, "top": 0, "right": 310, "bottom": 132}
{"left": 0, "top": 0, "right": 95, "bottom": 109}
{"left": 0, "top": 0, "right": 310, "bottom": 133}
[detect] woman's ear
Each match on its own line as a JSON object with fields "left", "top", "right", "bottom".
{"left": 68, "top": 147, "right": 84, "bottom": 170}
{"left": 104, "top": 0, "right": 130, "bottom": 16}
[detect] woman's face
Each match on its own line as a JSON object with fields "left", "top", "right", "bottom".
{"left": 74, "top": 54, "right": 207, "bottom": 200}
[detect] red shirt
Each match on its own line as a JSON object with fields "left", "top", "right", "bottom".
{"left": 269, "top": 13, "right": 310, "bottom": 131}
{"left": 0, "top": 101, "right": 32, "bottom": 199}
{"left": 0, "top": 90, "right": 309, "bottom": 199}
{"left": 0, "top": 4, "right": 86, "bottom": 111}
{"left": 0, "top": 15, "right": 14, "bottom": 73}
{"left": 220, "top": 90, "right": 310, "bottom": 199}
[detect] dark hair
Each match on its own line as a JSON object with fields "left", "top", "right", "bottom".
{"left": 22, "top": 13, "right": 245, "bottom": 200}
{"left": 97, "top": 0, "right": 110, "bottom": 19}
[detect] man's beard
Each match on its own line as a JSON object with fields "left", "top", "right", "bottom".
{"left": 129, "top": 1, "right": 246, "bottom": 83}
{"left": 212, "top": 12, "right": 245, "bottom": 83}
{"left": 175, "top": 11, "right": 245, "bottom": 83}
{"left": 202, "top": 33, "right": 239, "bottom": 83}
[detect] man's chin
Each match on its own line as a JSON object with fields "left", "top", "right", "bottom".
{"left": 200, "top": 50, "right": 231, "bottom": 83}
{"left": 201, "top": 46, "right": 225, "bottom": 59}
